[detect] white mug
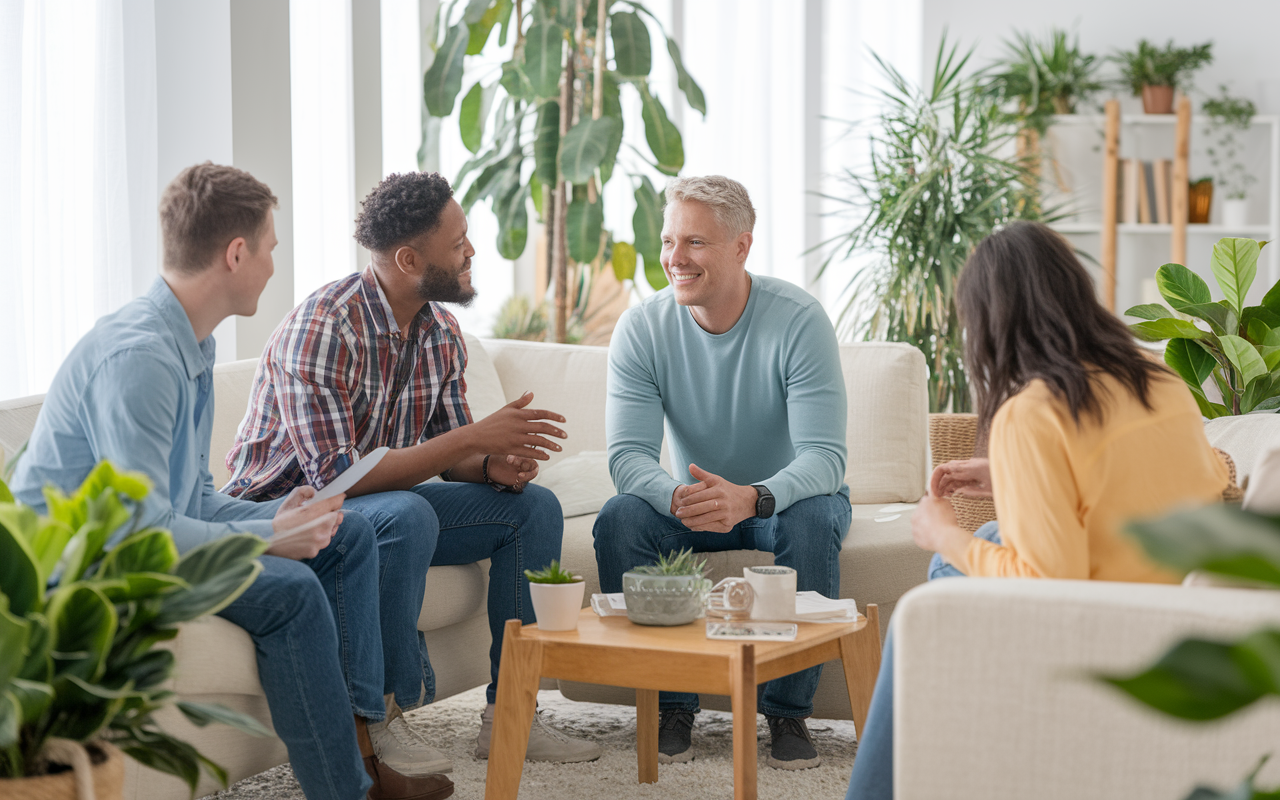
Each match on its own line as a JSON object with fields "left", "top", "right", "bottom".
{"left": 743, "top": 566, "right": 796, "bottom": 621}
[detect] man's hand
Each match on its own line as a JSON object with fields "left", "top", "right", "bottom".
{"left": 468, "top": 392, "right": 567, "bottom": 462}
{"left": 484, "top": 453, "right": 540, "bottom": 492}
{"left": 929, "top": 458, "right": 992, "bottom": 499}
{"left": 670, "top": 464, "right": 758, "bottom": 532}
{"left": 268, "top": 486, "right": 345, "bottom": 560}
{"left": 910, "top": 492, "right": 972, "bottom": 565}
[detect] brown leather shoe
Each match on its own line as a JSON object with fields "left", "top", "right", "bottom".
{"left": 356, "top": 716, "right": 454, "bottom": 800}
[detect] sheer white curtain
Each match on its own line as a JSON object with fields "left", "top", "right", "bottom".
{"left": 0, "top": 0, "right": 140, "bottom": 401}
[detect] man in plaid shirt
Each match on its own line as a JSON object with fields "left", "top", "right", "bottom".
{"left": 225, "top": 172, "right": 602, "bottom": 769}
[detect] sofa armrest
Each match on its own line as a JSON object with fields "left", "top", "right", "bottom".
{"left": 893, "top": 578, "right": 1280, "bottom": 800}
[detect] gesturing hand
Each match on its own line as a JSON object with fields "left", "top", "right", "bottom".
{"left": 484, "top": 453, "right": 540, "bottom": 492}
{"left": 269, "top": 486, "right": 345, "bottom": 560}
{"left": 670, "top": 464, "right": 758, "bottom": 533}
{"left": 469, "top": 392, "right": 567, "bottom": 461}
{"left": 930, "top": 458, "right": 993, "bottom": 499}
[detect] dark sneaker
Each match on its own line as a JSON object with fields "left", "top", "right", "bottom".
{"left": 765, "top": 715, "right": 821, "bottom": 770}
{"left": 657, "top": 709, "right": 695, "bottom": 763}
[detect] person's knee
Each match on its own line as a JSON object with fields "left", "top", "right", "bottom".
{"left": 516, "top": 483, "right": 563, "bottom": 532}
{"left": 777, "top": 495, "right": 851, "bottom": 546}
{"left": 383, "top": 490, "right": 440, "bottom": 557}
{"left": 266, "top": 559, "right": 331, "bottom": 619}
{"left": 331, "top": 508, "right": 377, "bottom": 556}
{"left": 593, "top": 494, "right": 664, "bottom": 559}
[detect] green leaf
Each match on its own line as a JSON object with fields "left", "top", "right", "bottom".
{"left": 100, "top": 528, "right": 179, "bottom": 578}
{"left": 1157, "top": 263, "right": 1213, "bottom": 312}
{"left": 158, "top": 561, "right": 262, "bottom": 625}
{"left": 1211, "top": 237, "right": 1261, "bottom": 314}
{"left": 30, "top": 519, "right": 73, "bottom": 586}
{"left": 1126, "top": 504, "right": 1280, "bottom": 586}
{"left": 499, "top": 60, "right": 536, "bottom": 101}
{"left": 19, "top": 613, "right": 50, "bottom": 681}
{"left": 665, "top": 36, "right": 706, "bottom": 116}
{"left": 534, "top": 101, "right": 561, "bottom": 186}
{"left": 523, "top": 22, "right": 567, "bottom": 98}
{"left": 1164, "top": 338, "right": 1216, "bottom": 390}
{"left": 120, "top": 731, "right": 202, "bottom": 793}
{"left": 46, "top": 584, "right": 116, "bottom": 682}
{"left": 0, "top": 593, "right": 29, "bottom": 688}
{"left": 566, "top": 195, "right": 604, "bottom": 264}
{"left": 0, "top": 692, "right": 18, "bottom": 750}
{"left": 612, "top": 241, "right": 637, "bottom": 282}
{"left": 639, "top": 85, "right": 683, "bottom": 175}
{"left": 0, "top": 515, "right": 40, "bottom": 617}
{"left": 558, "top": 117, "right": 622, "bottom": 184}
{"left": 1183, "top": 301, "right": 1237, "bottom": 336}
{"left": 1221, "top": 334, "right": 1268, "bottom": 387}
{"left": 633, "top": 176, "right": 664, "bottom": 279}
{"left": 597, "top": 75, "right": 624, "bottom": 185}
{"left": 529, "top": 174, "right": 544, "bottom": 219}
{"left": 462, "top": 0, "right": 491, "bottom": 24}
{"left": 423, "top": 23, "right": 471, "bottom": 116}
{"left": 1124, "top": 303, "right": 1175, "bottom": 321}
{"left": 1261, "top": 279, "right": 1280, "bottom": 317}
{"left": 1262, "top": 346, "right": 1280, "bottom": 373}
{"left": 610, "top": 11, "right": 652, "bottom": 79}
{"left": 644, "top": 255, "right": 669, "bottom": 290}
{"left": 177, "top": 701, "right": 272, "bottom": 737}
{"left": 100, "top": 572, "right": 189, "bottom": 603}
{"left": 495, "top": 178, "right": 529, "bottom": 260}
{"left": 10, "top": 678, "right": 53, "bottom": 725}
{"left": 0, "top": 479, "right": 12, "bottom": 504}
{"left": 1130, "top": 318, "right": 1208, "bottom": 342}
{"left": 174, "top": 533, "right": 268, "bottom": 586}
{"left": 466, "top": 0, "right": 512, "bottom": 55}
{"left": 459, "top": 82, "right": 487, "bottom": 154}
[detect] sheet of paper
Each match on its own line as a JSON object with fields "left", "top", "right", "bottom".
{"left": 303, "top": 447, "right": 390, "bottom": 506}
{"left": 267, "top": 510, "right": 339, "bottom": 545}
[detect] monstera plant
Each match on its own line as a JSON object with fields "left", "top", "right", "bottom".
{"left": 0, "top": 462, "right": 269, "bottom": 794}
{"left": 1126, "top": 237, "right": 1278, "bottom": 417}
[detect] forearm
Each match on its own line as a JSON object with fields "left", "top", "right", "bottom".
{"left": 345, "top": 426, "right": 480, "bottom": 496}
{"left": 763, "top": 447, "right": 846, "bottom": 513}
{"left": 610, "top": 449, "right": 682, "bottom": 517}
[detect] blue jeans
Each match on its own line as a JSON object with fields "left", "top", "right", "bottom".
{"left": 211, "top": 490, "right": 435, "bottom": 800}
{"left": 403, "top": 481, "right": 564, "bottom": 705}
{"left": 845, "top": 521, "right": 1001, "bottom": 800}
{"left": 593, "top": 492, "right": 851, "bottom": 718}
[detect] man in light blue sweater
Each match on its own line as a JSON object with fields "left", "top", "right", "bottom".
{"left": 594, "top": 175, "right": 850, "bottom": 770}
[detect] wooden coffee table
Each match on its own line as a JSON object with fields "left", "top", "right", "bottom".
{"left": 482, "top": 606, "right": 882, "bottom": 800}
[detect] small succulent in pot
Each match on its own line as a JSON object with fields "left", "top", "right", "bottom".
{"left": 623, "top": 549, "right": 712, "bottom": 627}
{"left": 525, "top": 560, "right": 585, "bottom": 631}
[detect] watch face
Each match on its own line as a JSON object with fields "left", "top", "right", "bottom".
{"left": 757, "top": 492, "right": 775, "bottom": 518}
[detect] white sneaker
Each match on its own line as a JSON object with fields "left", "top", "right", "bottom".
{"left": 474, "top": 703, "right": 603, "bottom": 763}
{"left": 368, "top": 714, "right": 452, "bottom": 775}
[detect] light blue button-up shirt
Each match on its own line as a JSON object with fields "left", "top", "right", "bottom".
{"left": 11, "top": 277, "right": 276, "bottom": 552}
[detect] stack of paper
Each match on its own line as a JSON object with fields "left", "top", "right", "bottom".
{"left": 794, "top": 591, "right": 859, "bottom": 623}
{"left": 590, "top": 593, "right": 628, "bottom": 617}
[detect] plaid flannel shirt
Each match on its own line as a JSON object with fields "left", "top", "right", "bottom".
{"left": 223, "top": 266, "right": 472, "bottom": 501}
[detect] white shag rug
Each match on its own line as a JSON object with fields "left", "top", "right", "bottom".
{"left": 211, "top": 687, "right": 859, "bottom": 800}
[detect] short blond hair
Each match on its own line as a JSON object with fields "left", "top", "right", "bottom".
{"left": 664, "top": 175, "right": 756, "bottom": 237}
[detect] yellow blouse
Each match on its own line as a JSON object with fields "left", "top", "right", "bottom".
{"left": 957, "top": 369, "right": 1228, "bottom": 582}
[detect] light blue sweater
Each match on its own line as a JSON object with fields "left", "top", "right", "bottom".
{"left": 606, "top": 273, "right": 848, "bottom": 517}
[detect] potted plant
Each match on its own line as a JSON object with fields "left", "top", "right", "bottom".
{"left": 1111, "top": 39, "right": 1212, "bottom": 114}
{"left": 524, "top": 560, "right": 585, "bottom": 631}
{"left": 622, "top": 548, "right": 710, "bottom": 627}
{"left": 1203, "top": 86, "right": 1258, "bottom": 228}
{"left": 1124, "top": 237, "right": 1278, "bottom": 417}
{"left": 0, "top": 462, "right": 271, "bottom": 798}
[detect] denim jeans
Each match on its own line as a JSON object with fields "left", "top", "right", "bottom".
{"left": 845, "top": 521, "right": 1002, "bottom": 800}
{"left": 403, "top": 481, "right": 563, "bottom": 705}
{"left": 211, "top": 490, "right": 435, "bottom": 800}
{"left": 593, "top": 492, "right": 851, "bottom": 718}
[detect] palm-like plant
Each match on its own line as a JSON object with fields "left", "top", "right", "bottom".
{"left": 987, "top": 28, "right": 1103, "bottom": 135}
{"left": 821, "top": 37, "right": 1044, "bottom": 412}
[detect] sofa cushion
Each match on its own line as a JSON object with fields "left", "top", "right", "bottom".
{"left": 461, "top": 331, "right": 505, "bottom": 422}
{"left": 0, "top": 393, "right": 42, "bottom": 474}
{"left": 532, "top": 451, "right": 616, "bottom": 517}
{"left": 840, "top": 343, "right": 929, "bottom": 504}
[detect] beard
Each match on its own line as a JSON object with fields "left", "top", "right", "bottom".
{"left": 416, "top": 260, "right": 476, "bottom": 306}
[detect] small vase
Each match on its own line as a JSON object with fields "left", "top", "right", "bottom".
{"left": 1189, "top": 180, "right": 1213, "bottom": 224}
{"left": 1222, "top": 198, "right": 1249, "bottom": 229}
{"left": 529, "top": 580, "right": 586, "bottom": 631}
{"left": 622, "top": 572, "right": 711, "bottom": 626}
{"left": 1, "top": 740, "right": 125, "bottom": 800}
{"left": 1142, "top": 85, "right": 1175, "bottom": 114}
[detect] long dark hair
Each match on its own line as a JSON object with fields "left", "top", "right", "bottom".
{"left": 957, "top": 221, "right": 1171, "bottom": 431}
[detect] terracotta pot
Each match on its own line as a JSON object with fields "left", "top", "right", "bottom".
{"left": 0, "top": 741, "right": 125, "bottom": 800}
{"left": 1189, "top": 179, "right": 1214, "bottom": 224}
{"left": 1142, "top": 84, "right": 1175, "bottom": 114}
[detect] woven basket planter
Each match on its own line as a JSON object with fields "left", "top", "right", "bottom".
{"left": 0, "top": 741, "right": 125, "bottom": 800}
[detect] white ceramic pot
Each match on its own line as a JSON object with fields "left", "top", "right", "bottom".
{"left": 529, "top": 580, "right": 586, "bottom": 631}
{"left": 1222, "top": 198, "right": 1249, "bottom": 229}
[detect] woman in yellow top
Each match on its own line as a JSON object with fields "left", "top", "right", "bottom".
{"left": 845, "top": 220, "right": 1227, "bottom": 799}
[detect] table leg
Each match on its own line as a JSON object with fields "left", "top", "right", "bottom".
{"left": 730, "top": 643, "right": 757, "bottom": 800}
{"left": 484, "top": 619, "right": 542, "bottom": 800}
{"left": 840, "top": 604, "right": 882, "bottom": 738}
{"left": 636, "top": 688, "right": 658, "bottom": 784}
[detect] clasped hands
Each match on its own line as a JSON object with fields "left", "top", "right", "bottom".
{"left": 911, "top": 457, "right": 992, "bottom": 560}
{"left": 670, "top": 464, "right": 758, "bottom": 532}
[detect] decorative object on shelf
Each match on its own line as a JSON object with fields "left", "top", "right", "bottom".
{"left": 1125, "top": 236, "right": 1279, "bottom": 417}
{"left": 820, "top": 35, "right": 1047, "bottom": 413}
{"left": 1111, "top": 39, "right": 1213, "bottom": 114}
{"left": 622, "top": 548, "right": 710, "bottom": 626}
{"left": 524, "top": 560, "right": 586, "bottom": 631}
{"left": 1203, "top": 86, "right": 1258, "bottom": 228}
{"left": 705, "top": 577, "right": 754, "bottom": 620}
{"left": 421, "top": 0, "right": 708, "bottom": 341}
{"left": 1101, "top": 502, "right": 1280, "bottom": 798}
{"left": 0, "top": 462, "right": 271, "bottom": 796}
{"left": 1189, "top": 177, "right": 1214, "bottom": 224}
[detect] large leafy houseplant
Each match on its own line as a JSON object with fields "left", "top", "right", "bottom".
{"left": 421, "top": 0, "right": 706, "bottom": 340}
{"left": 820, "top": 37, "right": 1044, "bottom": 413}
{"left": 1125, "top": 237, "right": 1278, "bottom": 417}
{"left": 986, "top": 28, "right": 1103, "bottom": 135}
{"left": 1203, "top": 87, "right": 1258, "bottom": 202}
{"left": 0, "top": 462, "right": 270, "bottom": 793}
{"left": 1101, "top": 503, "right": 1280, "bottom": 798}
{"left": 1112, "top": 39, "right": 1213, "bottom": 95}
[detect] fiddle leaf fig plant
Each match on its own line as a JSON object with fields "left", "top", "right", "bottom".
{"left": 0, "top": 462, "right": 270, "bottom": 792}
{"left": 1125, "top": 237, "right": 1277, "bottom": 417}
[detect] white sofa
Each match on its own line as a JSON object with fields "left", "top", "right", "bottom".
{"left": 0, "top": 335, "right": 935, "bottom": 800}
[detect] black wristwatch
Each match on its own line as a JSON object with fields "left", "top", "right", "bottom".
{"left": 752, "top": 485, "right": 775, "bottom": 519}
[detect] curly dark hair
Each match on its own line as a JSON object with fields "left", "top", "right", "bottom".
{"left": 354, "top": 172, "right": 454, "bottom": 252}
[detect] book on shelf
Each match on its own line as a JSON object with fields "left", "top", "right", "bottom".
{"left": 1117, "top": 159, "right": 1173, "bottom": 225}
{"left": 1137, "top": 161, "right": 1152, "bottom": 223}
{"left": 1121, "top": 159, "right": 1139, "bottom": 224}
{"left": 1153, "top": 159, "right": 1171, "bottom": 224}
